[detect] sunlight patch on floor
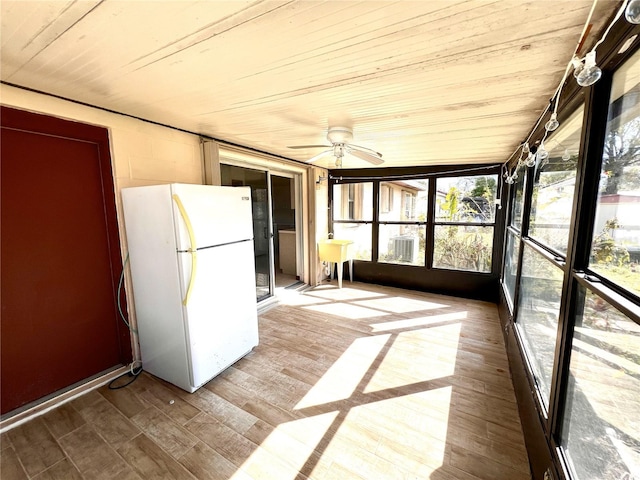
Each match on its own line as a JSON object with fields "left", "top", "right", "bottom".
{"left": 364, "top": 323, "right": 461, "bottom": 393}
{"left": 294, "top": 334, "right": 390, "bottom": 410}
{"left": 353, "top": 295, "right": 449, "bottom": 314}
{"left": 303, "top": 302, "right": 389, "bottom": 319}
{"left": 237, "top": 411, "right": 339, "bottom": 480}
{"left": 323, "top": 387, "right": 453, "bottom": 477}
{"left": 305, "top": 285, "right": 387, "bottom": 302}
{"left": 275, "top": 291, "right": 330, "bottom": 307}
{"left": 369, "top": 310, "right": 468, "bottom": 332}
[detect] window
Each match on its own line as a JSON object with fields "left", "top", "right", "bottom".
{"left": 380, "top": 184, "right": 392, "bottom": 213}
{"left": 332, "top": 182, "right": 373, "bottom": 260}
{"left": 402, "top": 191, "right": 416, "bottom": 220}
{"left": 497, "top": 21, "right": 640, "bottom": 480}
{"left": 503, "top": 230, "right": 520, "bottom": 307}
{"left": 334, "top": 183, "right": 369, "bottom": 221}
{"left": 515, "top": 245, "right": 563, "bottom": 411}
{"left": 433, "top": 175, "right": 498, "bottom": 273}
{"left": 378, "top": 181, "right": 428, "bottom": 266}
{"left": 529, "top": 106, "right": 584, "bottom": 255}
{"left": 511, "top": 163, "right": 526, "bottom": 231}
{"left": 561, "top": 285, "right": 640, "bottom": 480}
{"left": 589, "top": 49, "right": 640, "bottom": 298}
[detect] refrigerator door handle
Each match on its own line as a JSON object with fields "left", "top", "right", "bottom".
{"left": 172, "top": 194, "right": 198, "bottom": 305}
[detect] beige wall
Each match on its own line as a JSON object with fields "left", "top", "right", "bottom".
{"left": 1, "top": 84, "right": 205, "bottom": 361}
{"left": 1, "top": 84, "right": 326, "bottom": 362}
{"left": 1, "top": 85, "right": 203, "bottom": 191}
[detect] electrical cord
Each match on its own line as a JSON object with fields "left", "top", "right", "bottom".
{"left": 108, "top": 361, "right": 143, "bottom": 390}
{"left": 117, "top": 252, "right": 137, "bottom": 334}
{"left": 503, "top": 0, "right": 610, "bottom": 172}
{"left": 109, "top": 252, "right": 143, "bottom": 389}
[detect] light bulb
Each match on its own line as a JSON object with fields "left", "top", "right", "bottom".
{"left": 625, "top": 0, "right": 640, "bottom": 24}
{"left": 525, "top": 152, "right": 536, "bottom": 168}
{"left": 505, "top": 175, "right": 515, "bottom": 185}
{"left": 522, "top": 142, "right": 530, "bottom": 155}
{"left": 562, "top": 148, "right": 571, "bottom": 161}
{"left": 335, "top": 156, "right": 343, "bottom": 168}
{"left": 545, "top": 112, "right": 559, "bottom": 131}
{"left": 577, "top": 51, "right": 602, "bottom": 87}
{"left": 537, "top": 143, "right": 549, "bottom": 161}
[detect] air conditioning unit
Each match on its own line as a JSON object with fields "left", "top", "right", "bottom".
{"left": 391, "top": 236, "right": 418, "bottom": 263}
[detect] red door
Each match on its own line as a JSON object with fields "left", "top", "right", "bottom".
{"left": 1, "top": 107, "right": 131, "bottom": 415}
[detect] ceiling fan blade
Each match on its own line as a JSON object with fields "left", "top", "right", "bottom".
{"left": 306, "top": 149, "right": 333, "bottom": 163}
{"left": 346, "top": 146, "right": 384, "bottom": 165}
{"left": 287, "top": 144, "right": 331, "bottom": 149}
{"left": 347, "top": 143, "right": 383, "bottom": 158}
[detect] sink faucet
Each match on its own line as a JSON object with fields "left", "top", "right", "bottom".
{"left": 328, "top": 232, "right": 334, "bottom": 239}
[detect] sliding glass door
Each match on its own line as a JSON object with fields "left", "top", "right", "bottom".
{"left": 221, "top": 164, "right": 273, "bottom": 302}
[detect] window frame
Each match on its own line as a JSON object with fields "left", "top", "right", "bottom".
{"left": 497, "top": 17, "right": 640, "bottom": 480}
{"left": 328, "top": 166, "right": 504, "bottom": 290}
{"left": 432, "top": 173, "right": 499, "bottom": 273}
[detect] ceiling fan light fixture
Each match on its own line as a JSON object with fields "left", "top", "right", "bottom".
{"left": 290, "top": 125, "right": 382, "bottom": 166}
{"left": 327, "top": 126, "right": 353, "bottom": 144}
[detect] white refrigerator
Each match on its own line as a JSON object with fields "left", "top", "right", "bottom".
{"left": 121, "top": 183, "right": 259, "bottom": 392}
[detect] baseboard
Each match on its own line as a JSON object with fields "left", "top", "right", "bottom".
{"left": 0, "top": 365, "right": 130, "bottom": 433}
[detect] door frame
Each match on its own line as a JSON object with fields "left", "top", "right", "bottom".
{"left": 0, "top": 106, "right": 132, "bottom": 418}
{"left": 217, "top": 148, "right": 309, "bottom": 303}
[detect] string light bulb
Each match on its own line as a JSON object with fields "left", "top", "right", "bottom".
{"left": 562, "top": 148, "right": 571, "bottom": 161}
{"left": 525, "top": 152, "right": 536, "bottom": 168}
{"left": 505, "top": 172, "right": 516, "bottom": 184}
{"left": 537, "top": 142, "right": 549, "bottom": 161}
{"left": 576, "top": 51, "right": 602, "bottom": 87}
{"left": 545, "top": 112, "right": 560, "bottom": 131}
{"left": 625, "top": 0, "right": 640, "bottom": 24}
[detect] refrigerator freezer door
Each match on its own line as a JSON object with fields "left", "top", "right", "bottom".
{"left": 171, "top": 184, "right": 254, "bottom": 250}
{"left": 178, "top": 240, "right": 259, "bottom": 389}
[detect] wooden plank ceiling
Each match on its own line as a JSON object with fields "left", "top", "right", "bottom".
{"left": 0, "top": 0, "right": 620, "bottom": 169}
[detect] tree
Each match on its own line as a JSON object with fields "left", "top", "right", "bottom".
{"left": 470, "top": 176, "right": 496, "bottom": 198}
{"left": 440, "top": 187, "right": 460, "bottom": 221}
{"left": 601, "top": 117, "right": 640, "bottom": 194}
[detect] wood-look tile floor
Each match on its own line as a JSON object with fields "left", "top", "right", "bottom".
{"left": 1, "top": 282, "right": 531, "bottom": 480}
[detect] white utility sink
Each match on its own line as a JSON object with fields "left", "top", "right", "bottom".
{"left": 318, "top": 239, "right": 354, "bottom": 288}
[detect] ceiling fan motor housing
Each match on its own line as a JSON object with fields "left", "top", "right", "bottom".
{"left": 327, "top": 126, "right": 353, "bottom": 144}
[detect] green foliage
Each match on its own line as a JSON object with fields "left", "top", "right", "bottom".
{"left": 440, "top": 187, "right": 460, "bottom": 221}
{"left": 591, "top": 218, "right": 630, "bottom": 267}
{"left": 470, "top": 176, "right": 496, "bottom": 199}
{"left": 434, "top": 227, "right": 492, "bottom": 272}
{"left": 434, "top": 184, "right": 494, "bottom": 272}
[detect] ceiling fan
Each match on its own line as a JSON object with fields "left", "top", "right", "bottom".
{"left": 288, "top": 126, "right": 383, "bottom": 167}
